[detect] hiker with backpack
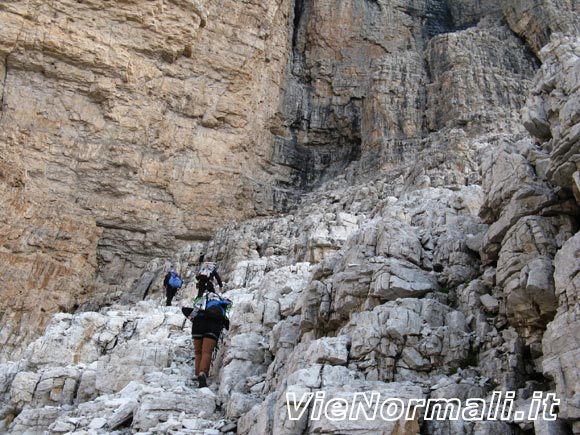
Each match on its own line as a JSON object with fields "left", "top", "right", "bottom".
{"left": 183, "top": 291, "right": 232, "bottom": 388}
{"left": 163, "top": 267, "right": 183, "bottom": 306}
{"left": 195, "top": 261, "right": 223, "bottom": 298}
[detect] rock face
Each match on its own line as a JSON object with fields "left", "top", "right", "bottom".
{"left": 275, "top": 0, "right": 539, "bottom": 189}
{"left": 0, "top": 153, "right": 102, "bottom": 361}
{"left": 526, "top": 35, "right": 580, "bottom": 424}
{"left": 524, "top": 35, "right": 580, "bottom": 196}
{"left": 503, "top": 0, "right": 580, "bottom": 55}
{"left": 0, "top": 0, "right": 558, "bottom": 358}
{"left": 0, "top": 0, "right": 292, "bottom": 358}
{"left": 1, "top": 1, "right": 580, "bottom": 435}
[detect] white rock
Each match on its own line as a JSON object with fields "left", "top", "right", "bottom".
{"left": 10, "top": 371, "right": 41, "bottom": 405}
{"left": 88, "top": 417, "right": 107, "bottom": 429}
{"left": 305, "top": 336, "right": 350, "bottom": 366}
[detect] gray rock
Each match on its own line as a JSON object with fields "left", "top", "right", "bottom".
{"left": 9, "top": 371, "right": 41, "bottom": 406}
{"left": 524, "top": 35, "right": 580, "bottom": 194}
{"left": 305, "top": 336, "right": 351, "bottom": 366}
{"left": 9, "top": 406, "right": 61, "bottom": 435}
{"left": 495, "top": 215, "right": 574, "bottom": 343}
{"left": 132, "top": 389, "right": 217, "bottom": 431}
{"left": 370, "top": 258, "right": 440, "bottom": 301}
{"left": 479, "top": 294, "right": 499, "bottom": 314}
{"left": 220, "top": 421, "right": 237, "bottom": 432}
{"left": 106, "top": 398, "right": 137, "bottom": 430}
{"left": 543, "top": 233, "right": 580, "bottom": 421}
{"left": 534, "top": 418, "right": 573, "bottom": 435}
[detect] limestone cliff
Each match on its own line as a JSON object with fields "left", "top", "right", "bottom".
{"left": 2, "top": 0, "right": 576, "bottom": 356}
{"left": 0, "top": 0, "right": 292, "bottom": 357}
{"left": 0, "top": 1, "right": 580, "bottom": 434}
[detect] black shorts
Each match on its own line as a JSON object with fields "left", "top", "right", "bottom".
{"left": 191, "top": 315, "right": 224, "bottom": 341}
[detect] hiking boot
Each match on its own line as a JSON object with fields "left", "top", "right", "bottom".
{"left": 198, "top": 372, "right": 207, "bottom": 388}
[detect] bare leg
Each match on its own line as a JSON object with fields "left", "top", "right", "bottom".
{"left": 200, "top": 337, "right": 217, "bottom": 375}
{"left": 193, "top": 338, "right": 203, "bottom": 375}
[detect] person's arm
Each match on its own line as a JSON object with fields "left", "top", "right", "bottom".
{"left": 163, "top": 273, "right": 170, "bottom": 287}
{"left": 213, "top": 271, "right": 223, "bottom": 290}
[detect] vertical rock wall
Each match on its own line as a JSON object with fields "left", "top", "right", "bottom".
{"left": 270, "top": 0, "right": 541, "bottom": 198}
{"left": 524, "top": 35, "right": 580, "bottom": 428}
{"left": 0, "top": 153, "right": 102, "bottom": 362}
{"left": 503, "top": 0, "right": 580, "bottom": 54}
{"left": 1, "top": 4, "right": 580, "bottom": 425}
{"left": 0, "top": 0, "right": 293, "bottom": 360}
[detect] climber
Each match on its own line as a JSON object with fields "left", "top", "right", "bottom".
{"left": 163, "top": 267, "right": 183, "bottom": 306}
{"left": 184, "top": 291, "right": 232, "bottom": 388}
{"left": 195, "top": 260, "right": 223, "bottom": 298}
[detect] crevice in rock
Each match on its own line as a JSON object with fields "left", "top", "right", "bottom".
{"left": 71, "top": 374, "right": 82, "bottom": 405}
{"left": 291, "top": 0, "right": 306, "bottom": 61}
{"left": 460, "top": 342, "right": 479, "bottom": 370}
{"left": 301, "top": 400, "right": 312, "bottom": 435}
{"left": 392, "top": 336, "right": 408, "bottom": 380}
{"left": 521, "top": 344, "right": 551, "bottom": 386}
{"left": 504, "top": 21, "right": 542, "bottom": 67}
{"left": 31, "top": 376, "right": 42, "bottom": 404}
{"left": 110, "top": 413, "right": 133, "bottom": 430}
{"left": 96, "top": 222, "right": 147, "bottom": 235}
{"left": 103, "top": 335, "right": 119, "bottom": 355}
{"left": 271, "top": 0, "right": 363, "bottom": 210}
{"left": 141, "top": 278, "right": 155, "bottom": 301}
{"left": 0, "top": 55, "right": 9, "bottom": 124}
{"left": 424, "top": 0, "right": 455, "bottom": 39}
{"left": 419, "top": 419, "right": 430, "bottom": 435}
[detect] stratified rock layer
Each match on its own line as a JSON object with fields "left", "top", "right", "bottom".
{"left": 526, "top": 35, "right": 580, "bottom": 424}
{"left": 1, "top": 0, "right": 538, "bottom": 358}
{"left": 1, "top": 2, "right": 580, "bottom": 435}
{"left": 0, "top": 0, "right": 292, "bottom": 359}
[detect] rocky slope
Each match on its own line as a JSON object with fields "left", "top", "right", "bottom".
{"left": 0, "top": 0, "right": 579, "bottom": 434}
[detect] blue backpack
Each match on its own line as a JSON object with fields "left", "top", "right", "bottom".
{"left": 168, "top": 272, "right": 183, "bottom": 289}
{"left": 203, "top": 293, "right": 232, "bottom": 322}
